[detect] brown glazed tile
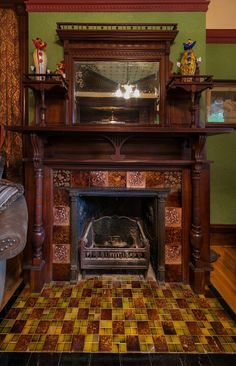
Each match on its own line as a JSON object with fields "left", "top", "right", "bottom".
{"left": 53, "top": 169, "right": 71, "bottom": 187}
{"left": 53, "top": 244, "right": 70, "bottom": 263}
{"left": 126, "top": 335, "right": 140, "bottom": 352}
{"left": 35, "top": 321, "right": 50, "bottom": 334}
{"left": 142, "top": 288, "right": 153, "bottom": 297}
{"left": 77, "top": 308, "right": 89, "bottom": 320}
{"left": 14, "top": 335, "right": 32, "bottom": 351}
{"left": 131, "top": 281, "right": 141, "bottom": 288}
{"left": 82, "top": 288, "right": 92, "bottom": 297}
{"left": 108, "top": 171, "right": 126, "bottom": 188}
{"left": 90, "top": 171, "right": 108, "bottom": 187}
{"left": 215, "top": 309, "right": 231, "bottom": 321}
{"left": 103, "top": 288, "right": 112, "bottom": 297}
{"left": 176, "top": 299, "right": 188, "bottom": 309}
{"left": 163, "top": 171, "right": 182, "bottom": 189}
{"left": 166, "top": 191, "right": 182, "bottom": 207}
{"left": 101, "top": 309, "right": 112, "bottom": 320}
{"left": 165, "top": 207, "right": 182, "bottom": 227}
{"left": 123, "top": 289, "right": 132, "bottom": 297}
{"left": 71, "top": 335, "right": 85, "bottom": 352}
{"left": 62, "top": 321, "right": 74, "bottom": 334}
{"left": 197, "top": 298, "right": 210, "bottom": 308}
{"left": 69, "top": 298, "right": 80, "bottom": 307}
{"left": 133, "top": 298, "right": 145, "bottom": 308}
{"left": 25, "top": 297, "right": 38, "bottom": 307}
{"left": 170, "top": 309, "right": 183, "bottom": 321}
{"left": 112, "top": 298, "right": 123, "bottom": 308}
{"left": 52, "top": 263, "right": 70, "bottom": 281}
{"left": 6, "top": 308, "right": 21, "bottom": 319}
{"left": 162, "top": 289, "right": 173, "bottom": 298}
{"left": 165, "top": 245, "right": 182, "bottom": 264}
{"left": 91, "top": 297, "right": 101, "bottom": 308}
{"left": 147, "top": 309, "right": 159, "bottom": 321}
{"left": 94, "top": 279, "right": 103, "bottom": 288}
{"left": 42, "top": 335, "right": 59, "bottom": 351}
{"left": 53, "top": 226, "right": 70, "bottom": 244}
{"left": 186, "top": 322, "right": 202, "bottom": 335}
{"left": 71, "top": 171, "right": 90, "bottom": 188}
{"left": 53, "top": 188, "right": 69, "bottom": 206}
{"left": 162, "top": 321, "right": 176, "bottom": 335}
{"left": 124, "top": 309, "right": 136, "bottom": 320}
{"left": 113, "top": 321, "right": 125, "bottom": 335}
{"left": 165, "top": 227, "right": 182, "bottom": 245}
{"left": 146, "top": 171, "right": 164, "bottom": 188}
{"left": 155, "top": 299, "right": 167, "bottom": 308}
{"left": 45, "top": 298, "right": 59, "bottom": 308}
{"left": 192, "top": 309, "right": 207, "bottom": 321}
{"left": 137, "top": 321, "right": 150, "bottom": 335}
{"left": 153, "top": 335, "right": 168, "bottom": 352}
{"left": 41, "top": 287, "right": 52, "bottom": 297}
{"left": 206, "top": 336, "right": 224, "bottom": 352}
{"left": 210, "top": 322, "right": 227, "bottom": 335}
{"left": 165, "top": 264, "right": 182, "bottom": 282}
{"left": 53, "top": 309, "right": 66, "bottom": 320}
{"left": 53, "top": 206, "right": 70, "bottom": 226}
{"left": 29, "top": 309, "right": 44, "bottom": 320}
{"left": 180, "top": 335, "right": 197, "bottom": 352}
{"left": 127, "top": 171, "right": 146, "bottom": 188}
{"left": 62, "top": 288, "right": 73, "bottom": 298}
{"left": 87, "top": 321, "right": 100, "bottom": 334}
{"left": 99, "top": 335, "right": 113, "bottom": 352}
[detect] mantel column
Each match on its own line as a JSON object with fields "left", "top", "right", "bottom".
{"left": 156, "top": 191, "right": 169, "bottom": 284}
{"left": 30, "top": 133, "right": 46, "bottom": 292}
{"left": 190, "top": 135, "right": 208, "bottom": 293}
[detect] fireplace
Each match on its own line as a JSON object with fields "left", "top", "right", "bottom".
{"left": 68, "top": 188, "right": 170, "bottom": 283}
{"left": 80, "top": 215, "right": 150, "bottom": 274}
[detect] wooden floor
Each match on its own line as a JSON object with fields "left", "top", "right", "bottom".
{"left": 210, "top": 245, "right": 236, "bottom": 314}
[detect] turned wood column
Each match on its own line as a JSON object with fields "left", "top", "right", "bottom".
{"left": 190, "top": 135, "right": 207, "bottom": 293}
{"left": 30, "top": 133, "right": 45, "bottom": 291}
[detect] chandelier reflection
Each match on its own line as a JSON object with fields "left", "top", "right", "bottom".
{"left": 115, "top": 83, "right": 140, "bottom": 99}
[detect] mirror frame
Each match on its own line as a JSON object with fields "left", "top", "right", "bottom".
{"left": 57, "top": 23, "right": 178, "bottom": 127}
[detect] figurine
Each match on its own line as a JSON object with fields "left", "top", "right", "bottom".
{"left": 177, "top": 39, "right": 201, "bottom": 81}
{"left": 56, "top": 60, "right": 66, "bottom": 78}
{"left": 32, "top": 38, "right": 47, "bottom": 78}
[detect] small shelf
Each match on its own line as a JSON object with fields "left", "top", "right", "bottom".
{"left": 167, "top": 74, "right": 213, "bottom": 93}
{"left": 23, "top": 73, "right": 68, "bottom": 94}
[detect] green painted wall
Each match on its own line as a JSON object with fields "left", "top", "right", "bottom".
{"left": 29, "top": 12, "right": 206, "bottom": 74}
{"left": 206, "top": 44, "right": 236, "bottom": 224}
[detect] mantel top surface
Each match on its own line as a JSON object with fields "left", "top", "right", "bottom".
{"left": 8, "top": 125, "right": 233, "bottom": 136}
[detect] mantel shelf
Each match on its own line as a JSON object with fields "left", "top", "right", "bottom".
{"left": 7, "top": 125, "right": 233, "bottom": 137}
{"left": 23, "top": 74, "right": 68, "bottom": 94}
{"left": 167, "top": 74, "right": 214, "bottom": 93}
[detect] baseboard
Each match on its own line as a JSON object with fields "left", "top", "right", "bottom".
{"left": 210, "top": 224, "right": 236, "bottom": 246}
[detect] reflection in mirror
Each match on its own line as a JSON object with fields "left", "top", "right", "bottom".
{"left": 74, "top": 61, "right": 160, "bottom": 124}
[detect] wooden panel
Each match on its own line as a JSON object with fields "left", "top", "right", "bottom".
{"left": 210, "top": 246, "right": 236, "bottom": 313}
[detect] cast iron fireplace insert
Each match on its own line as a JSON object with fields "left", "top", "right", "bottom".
{"left": 68, "top": 188, "right": 170, "bottom": 283}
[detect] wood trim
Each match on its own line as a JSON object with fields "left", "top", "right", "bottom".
{"left": 25, "top": 0, "right": 210, "bottom": 13}
{"left": 210, "top": 224, "right": 236, "bottom": 246}
{"left": 206, "top": 29, "right": 236, "bottom": 44}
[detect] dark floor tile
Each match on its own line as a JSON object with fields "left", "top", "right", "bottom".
{"left": 59, "top": 353, "right": 90, "bottom": 366}
{"left": 120, "top": 353, "right": 150, "bottom": 366}
{"left": 209, "top": 354, "right": 236, "bottom": 366}
{"left": 180, "top": 354, "right": 212, "bottom": 366}
{"left": 0, "top": 352, "right": 31, "bottom": 366}
{"left": 28, "top": 352, "right": 61, "bottom": 366}
{"left": 90, "top": 353, "right": 120, "bottom": 366}
{"left": 150, "top": 353, "right": 182, "bottom": 366}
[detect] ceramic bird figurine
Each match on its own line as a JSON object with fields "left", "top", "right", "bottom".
{"left": 177, "top": 39, "right": 201, "bottom": 81}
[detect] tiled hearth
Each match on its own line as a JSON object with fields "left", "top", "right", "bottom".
{"left": 0, "top": 276, "right": 235, "bottom": 354}
{"left": 52, "top": 170, "right": 183, "bottom": 282}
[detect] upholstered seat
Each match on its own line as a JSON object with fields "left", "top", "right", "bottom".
{"left": 0, "top": 180, "right": 28, "bottom": 305}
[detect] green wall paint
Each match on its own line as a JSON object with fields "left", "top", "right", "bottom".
{"left": 206, "top": 43, "right": 236, "bottom": 224}
{"left": 206, "top": 44, "right": 236, "bottom": 79}
{"left": 29, "top": 12, "right": 206, "bottom": 74}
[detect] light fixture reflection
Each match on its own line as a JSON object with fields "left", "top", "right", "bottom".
{"left": 115, "top": 83, "right": 140, "bottom": 99}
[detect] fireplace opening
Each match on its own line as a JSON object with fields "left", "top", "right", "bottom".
{"left": 68, "top": 188, "right": 169, "bottom": 282}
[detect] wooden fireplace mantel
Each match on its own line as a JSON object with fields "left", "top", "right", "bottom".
{"left": 14, "top": 22, "right": 233, "bottom": 294}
